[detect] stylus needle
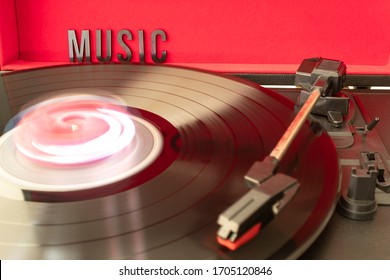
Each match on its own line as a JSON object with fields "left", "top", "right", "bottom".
{"left": 217, "top": 89, "right": 321, "bottom": 251}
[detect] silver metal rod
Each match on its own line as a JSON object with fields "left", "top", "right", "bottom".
{"left": 270, "top": 89, "right": 321, "bottom": 162}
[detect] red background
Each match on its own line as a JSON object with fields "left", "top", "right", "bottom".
{"left": 0, "top": 0, "right": 389, "bottom": 73}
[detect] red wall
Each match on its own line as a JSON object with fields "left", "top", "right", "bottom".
{"left": 0, "top": 0, "right": 389, "bottom": 73}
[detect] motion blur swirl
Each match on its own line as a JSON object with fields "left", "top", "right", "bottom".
{"left": 14, "top": 95, "right": 136, "bottom": 165}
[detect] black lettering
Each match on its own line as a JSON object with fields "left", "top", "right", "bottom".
{"left": 151, "top": 30, "right": 167, "bottom": 63}
{"left": 68, "top": 30, "right": 91, "bottom": 62}
{"left": 117, "top": 30, "right": 132, "bottom": 62}
{"left": 68, "top": 29, "right": 168, "bottom": 64}
{"left": 138, "top": 30, "right": 145, "bottom": 63}
{"left": 96, "top": 30, "right": 112, "bottom": 62}
{"left": 119, "top": 266, "right": 131, "bottom": 275}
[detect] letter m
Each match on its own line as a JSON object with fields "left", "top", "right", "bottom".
{"left": 68, "top": 30, "right": 91, "bottom": 62}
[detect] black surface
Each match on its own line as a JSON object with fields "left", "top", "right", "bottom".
{"left": 233, "top": 74, "right": 390, "bottom": 87}
{"left": 355, "top": 92, "right": 390, "bottom": 152}
{"left": 301, "top": 210, "right": 390, "bottom": 259}
{"left": 275, "top": 88, "right": 390, "bottom": 260}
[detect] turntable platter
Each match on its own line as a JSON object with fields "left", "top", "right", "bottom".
{"left": 0, "top": 64, "right": 340, "bottom": 259}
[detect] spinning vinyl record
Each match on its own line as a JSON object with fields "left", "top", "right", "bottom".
{"left": 0, "top": 64, "right": 340, "bottom": 259}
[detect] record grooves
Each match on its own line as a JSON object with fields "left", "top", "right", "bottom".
{"left": 0, "top": 64, "right": 340, "bottom": 259}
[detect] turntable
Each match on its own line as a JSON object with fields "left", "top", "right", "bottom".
{"left": 0, "top": 0, "right": 389, "bottom": 260}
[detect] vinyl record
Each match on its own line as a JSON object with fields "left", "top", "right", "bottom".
{"left": 0, "top": 64, "right": 340, "bottom": 259}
